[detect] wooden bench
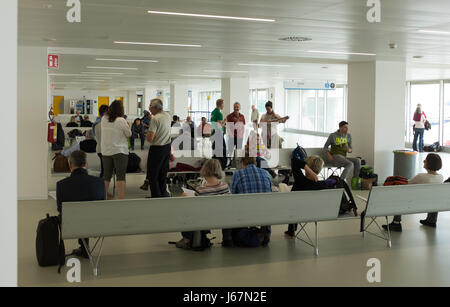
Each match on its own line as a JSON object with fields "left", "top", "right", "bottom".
{"left": 359, "top": 183, "right": 450, "bottom": 247}
{"left": 62, "top": 189, "right": 344, "bottom": 276}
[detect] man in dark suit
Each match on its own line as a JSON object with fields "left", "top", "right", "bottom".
{"left": 57, "top": 150, "right": 106, "bottom": 258}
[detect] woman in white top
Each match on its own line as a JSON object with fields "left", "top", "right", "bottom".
{"left": 101, "top": 100, "right": 132, "bottom": 199}
{"left": 412, "top": 104, "right": 427, "bottom": 152}
{"left": 384, "top": 153, "right": 444, "bottom": 232}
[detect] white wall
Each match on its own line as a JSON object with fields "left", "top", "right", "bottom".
{"left": 18, "top": 46, "right": 48, "bottom": 200}
{"left": 0, "top": 0, "right": 18, "bottom": 287}
{"left": 221, "top": 77, "right": 250, "bottom": 120}
{"left": 170, "top": 84, "right": 190, "bottom": 118}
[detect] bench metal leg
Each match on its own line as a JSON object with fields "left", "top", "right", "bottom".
{"left": 82, "top": 237, "right": 105, "bottom": 276}
{"left": 362, "top": 216, "right": 392, "bottom": 248}
{"left": 295, "top": 222, "right": 319, "bottom": 256}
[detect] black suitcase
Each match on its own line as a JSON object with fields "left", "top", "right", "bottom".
{"left": 36, "top": 214, "right": 65, "bottom": 272}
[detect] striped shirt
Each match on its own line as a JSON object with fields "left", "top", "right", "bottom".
{"left": 231, "top": 164, "right": 272, "bottom": 194}
{"left": 194, "top": 182, "right": 230, "bottom": 196}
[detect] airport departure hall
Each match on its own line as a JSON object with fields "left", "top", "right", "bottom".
{"left": 3, "top": 0, "right": 450, "bottom": 290}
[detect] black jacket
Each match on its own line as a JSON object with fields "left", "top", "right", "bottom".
{"left": 56, "top": 168, "right": 106, "bottom": 213}
{"left": 291, "top": 158, "right": 328, "bottom": 192}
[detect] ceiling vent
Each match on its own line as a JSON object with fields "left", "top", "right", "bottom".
{"left": 279, "top": 36, "right": 312, "bottom": 42}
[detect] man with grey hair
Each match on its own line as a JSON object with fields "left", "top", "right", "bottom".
{"left": 145, "top": 98, "right": 172, "bottom": 197}
{"left": 226, "top": 102, "right": 246, "bottom": 162}
{"left": 56, "top": 150, "right": 105, "bottom": 258}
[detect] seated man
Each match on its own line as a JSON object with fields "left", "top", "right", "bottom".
{"left": 323, "top": 121, "right": 361, "bottom": 183}
{"left": 80, "top": 115, "right": 93, "bottom": 127}
{"left": 57, "top": 130, "right": 97, "bottom": 157}
{"left": 131, "top": 118, "right": 145, "bottom": 150}
{"left": 56, "top": 151, "right": 106, "bottom": 258}
{"left": 227, "top": 156, "right": 272, "bottom": 247}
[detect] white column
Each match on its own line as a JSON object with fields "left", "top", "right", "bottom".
{"left": 170, "top": 84, "right": 190, "bottom": 119}
{"left": 0, "top": 0, "right": 17, "bottom": 287}
{"left": 127, "top": 90, "right": 137, "bottom": 116}
{"left": 221, "top": 77, "right": 250, "bottom": 120}
{"left": 18, "top": 46, "right": 49, "bottom": 200}
{"left": 348, "top": 61, "right": 406, "bottom": 182}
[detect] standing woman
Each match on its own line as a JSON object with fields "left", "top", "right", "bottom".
{"left": 413, "top": 104, "right": 427, "bottom": 152}
{"left": 101, "top": 100, "right": 132, "bottom": 199}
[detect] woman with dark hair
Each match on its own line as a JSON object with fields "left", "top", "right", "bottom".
{"left": 383, "top": 153, "right": 444, "bottom": 232}
{"left": 260, "top": 101, "right": 289, "bottom": 148}
{"left": 100, "top": 100, "right": 131, "bottom": 199}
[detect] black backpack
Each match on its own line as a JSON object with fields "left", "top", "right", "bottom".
{"left": 291, "top": 144, "right": 307, "bottom": 162}
{"left": 327, "top": 175, "right": 358, "bottom": 216}
{"left": 36, "top": 214, "right": 66, "bottom": 273}
{"left": 423, "top": 142, "right": 441, "bottom": 152}
{"left": 231, "top": 227, "right": 271, "bottom": 247}
{"left": 126, "top": 152, "right": 141, "bottom": 173}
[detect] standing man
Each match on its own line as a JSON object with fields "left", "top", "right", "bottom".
{"left": 210, "top": 99, "right": 227, "bottom": 169}
{"left": 251, "top": 105, "right": 259, "bottom": 130}
{"left": 226, "top": 102, "right": 246, "bottom": 160}
{"left": 56, "top": 151, "right": 105, "bottom": 258}
{"left": 323, "top": 121, "right": 361, "bottom": 182}
{"left": 146, "top": 98, "right": 172, "bottom": 198}
{"left": 141, "top": 110, "right": 151, "bottom": 133}
{"left": 260, "top": 101, "right": 288, "bottom": 149}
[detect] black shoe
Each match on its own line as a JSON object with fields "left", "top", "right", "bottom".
{"left": 221, "top": 240, "right": 233, "bottom": 247}
{"left": 420, "top": 220, "right": 437, "bottom": 228}
{"left": 382, "top": 222, "right": 402, "bottom": 232}
{"left": 71, "top": 247, "right": 89, "bottom": 259}
{"left": 284, "top": 230, "right": 295, "bottom": 238}
{"left": 268, "top": 170, "right": 277, "bottom": 179}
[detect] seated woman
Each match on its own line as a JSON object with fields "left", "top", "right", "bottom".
{"left": 383, "top": 153, "right": 444, "bottom": 232}
{"left": 66, "top": 116, "right": 79, "bottom": 127}
{"left": 285, "top": 155, "right": 328, "bottom": 238}
{"left": 176, "top": 159, "right": 230, "bottom": 249}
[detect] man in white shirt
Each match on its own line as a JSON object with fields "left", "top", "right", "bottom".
{"left": 146, "top": 98, "right": 172, "bottom": 198}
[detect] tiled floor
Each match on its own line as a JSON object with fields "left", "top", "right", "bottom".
{"left": 19, "top": 132, "right": 450, "bottom": 286}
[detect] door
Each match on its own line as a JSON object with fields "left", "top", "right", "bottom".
{"left": 52, "top": 96, "right": 64, "bottom": 116}
{"left": 98, "top": 96, "right": 109, "bottom": 116}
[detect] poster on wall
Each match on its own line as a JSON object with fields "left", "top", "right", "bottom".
{"left": 48, "top": 54, "right": 59, "bottom": 69}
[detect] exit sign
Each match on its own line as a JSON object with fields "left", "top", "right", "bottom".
{"left": 48, "top": 54, "right": 59, "bottom": 69}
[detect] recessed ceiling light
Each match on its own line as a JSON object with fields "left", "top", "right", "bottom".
{"left": 114, "top": 41, "right": 202, "bottom": 48}
{"left": 279, "top": 36, "right": 312, "bottom": 42}
{"left": 147, "top": 10, "right": 275, "bottom": 22}
{"left": 179, "top": 74, "right": 221, "bottom": 78}
{"left": 41, "top": 37, "right": 57, "bottom": 42}
{"left": 418, "top": 30, "right": 450, "bottom": 35}
{"left": 238, "top": 63, "right": 291, "bottom": 67}
{"left": 413, "top": 55, "right": 424, "bottom": 59}
{"left": 87, "top": 66, "right": 138, "bottom": 70}
{"left": 96, "top": 58, "right": 159, "bottom": 63}
{"left": 307, "top": 50, "right": 376, "bottom": 56}
{"left": 204, "top": 70, "right": 248, "bottom": 73}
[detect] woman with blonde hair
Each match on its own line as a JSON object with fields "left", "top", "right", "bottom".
{"left": 176, "top": 159, "right": 230, "bottom": 249}
{"left": 285, "top": 155, "right": 329, "bottom": 237}
{"left": 412, "top": 104, "right": 427, "bottom": 152}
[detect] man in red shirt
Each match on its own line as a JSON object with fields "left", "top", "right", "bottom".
{"left": 226, "top": 102, "right": 246, "bottom": 159}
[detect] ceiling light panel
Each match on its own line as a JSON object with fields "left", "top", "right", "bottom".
{"left": 147, "top": 10, "right": 276, "bottom": 22}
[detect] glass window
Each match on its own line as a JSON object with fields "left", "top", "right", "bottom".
{"left": 410, "top": 83, "right": 440, "bottom": 145}
{"left": 317, "top": 91, "right": 325, "bottom": 132}
{"left": 285, "top": 90, "right": 300, "bottom": 129}
{"left": 301, "top": 90, "right": 316, "bottom": 130}
{"left": 443, "top": 83, "right": 450, "bottom": 147}
{"left": 326, "top": 87, "right": 344, "bottom": 132}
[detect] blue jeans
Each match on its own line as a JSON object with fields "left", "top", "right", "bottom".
{"left": 413, "top": 128, "right": 425, "bottom": 151}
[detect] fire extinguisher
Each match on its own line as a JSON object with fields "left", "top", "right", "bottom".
{"left": 48, "top": 121, "right": 57, "bottom": 143}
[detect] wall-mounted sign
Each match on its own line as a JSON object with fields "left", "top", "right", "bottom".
{"left": 283, "top": 80, "right": 336, "bottom": 90}
{"left": 48, "top": 54, "right": 59, "bottom": 69}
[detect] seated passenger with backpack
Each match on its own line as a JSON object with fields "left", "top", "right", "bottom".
{"left": 56, "top": 151, "right": 106, "bottom": 258}
{"left": 382, "top": 153, "right": 444, "bottom": 232}
{"left": 285, "top": 155, "right": 329, "bottom": 238}
{"left": 175, "top": 159, "right": 230, "bottom": 250}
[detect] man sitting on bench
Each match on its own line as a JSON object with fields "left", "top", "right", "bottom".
{"left": 323, "top": 121, "right": 361, "bottom": 183}
{"left": 56, "top": 150, "right": 106, "bottom": 258}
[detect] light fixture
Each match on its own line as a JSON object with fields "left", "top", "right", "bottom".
{"left": 204, "top": 70, "right": 248, "bottom": 73}
{"left": 96, "top": 58, "right": 159, "bottom": 63}
{"left": 80, "top": 72, "right": 124, "bottom": 75}
{"left": 179, "top": 74, "right": 221, "bottom": 78}
{"left": 418, "top": 29, "right": 450, "bottom": 35}
{"left": 147, "top": 10, "right": 275, "bottom": 22}
{"left": 279, "top": 36, "right": 312, "bottom": 42}
{"left": 87, "top": 66, "right": 138, "bottom": 70}
{"left": 238, "top": 63, "right": 291, "bottom": 67}
{"left": 114, "top": 41, "right": 202, "bottom": 48}
{"left": 307, "top": 50, "right": 376, "bottom": 56}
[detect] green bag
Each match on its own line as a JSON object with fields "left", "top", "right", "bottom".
{"left": 360, "top": 166, "right": 374, "bottom": 178}
{"left": 351, "top": 177, "right": 362, "bottom": 190}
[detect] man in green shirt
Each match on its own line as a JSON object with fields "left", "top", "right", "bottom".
{"left": 323, "top": 121, "right": 361, "bottom": 181}
{"left": 211, "top": 99, "right": 227, "bottom": 169}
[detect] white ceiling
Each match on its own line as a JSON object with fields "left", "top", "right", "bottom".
{"left": 18, "top": 0, "right": 450, "bottom": 90}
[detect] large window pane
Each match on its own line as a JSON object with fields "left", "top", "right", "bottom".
{"left": 286, "top": 90, "right": 300, "bottom": 129}
{"left": 326, "top": 88, "right": 344, "bottom": 132}
{"left": 443, "top": 84, "right": 450, "bottom": 147}
{"left": 317, "top": 91, "right": 325, "bottom": 132}
{"left": 410, "top": 83, "right": 440, "bottom": 145}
